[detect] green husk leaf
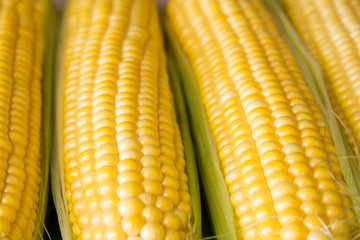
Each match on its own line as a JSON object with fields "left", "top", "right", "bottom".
{"left": 51, "top": 1, "right": 74, "bottom": 239}
{"left": 262, "top": 0, "right": 360, "bottom": 228}
{"left": 164, "top": 20, "right": 237, "bottom": 240}
{"left": 34, "top": 2, "right": 58, "bottom": 240}
{"left": 168, "top": 57, "right": 202, "bottom": 239}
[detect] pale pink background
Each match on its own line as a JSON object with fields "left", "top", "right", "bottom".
{"left": 53, "top": 0, "right": 169, "bottom": 12}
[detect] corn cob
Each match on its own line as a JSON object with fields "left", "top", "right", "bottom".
{"left": 281, "top": 0, "right": 360, "bottom": 158}
{"left": 54, "top": 0, "right": 197, "bottom": 239}
{"left": 165, "top": 0, "right": 355, "bottom": 239}
{"left": 0, "top": 0, "right": 55, "bottom": 239}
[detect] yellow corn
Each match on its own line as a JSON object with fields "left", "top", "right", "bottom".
{"left": 166, "top": 0, "right": 354, "bottom": 239}
{"left": 0, "top": 0, "right": 49, "bottom": 239}
{"left": 61, "top": 0, "right": 192, "bottom": 239}
{"left": 282, "top": 0, "right": 360, "bottom": 156}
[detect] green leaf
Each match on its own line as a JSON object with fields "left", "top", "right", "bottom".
{"left": 34, "top": 2, "right": 58, "bottom": 240}
{"left": 51, "top": 1, "right": 74, "bottom": 239}
{"left": 168, "top": 56, "right": 202, "bottom": 239}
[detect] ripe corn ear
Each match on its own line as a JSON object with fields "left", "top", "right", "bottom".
{"left": 53, "top": 0, "right": 200, "bottom": 239}
{"left": 165, "top": 0, "right": 356, "bottom": 239}
{"left": 0, "top": 0, "right": 56, "bottom": 239}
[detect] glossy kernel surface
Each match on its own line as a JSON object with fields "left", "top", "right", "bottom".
{"left": 62, "top": 0, "right": 192, "bottom": 239}
{"left": 166, "top": 0, "right": 354, "bottom": 239}
{"left": 0, "top": 0, "right": 47, "bottom": 239}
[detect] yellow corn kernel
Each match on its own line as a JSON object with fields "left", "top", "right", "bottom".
{"left": 61, "top": 0, "right": 192, "bottom": 239}
{"left": 166, "top": 0, "right": 354, "bottom": 239}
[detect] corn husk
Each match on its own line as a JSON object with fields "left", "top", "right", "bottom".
{"left": 51, "top": 1, "right": 73, "bottom": 239}
{"left": 168, "top": 57, "right": 202, "bottom": 239}
{"left": 33, "top": 2, "right": 58, "bottom": 240}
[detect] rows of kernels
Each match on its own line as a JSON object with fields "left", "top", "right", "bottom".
{"left": 78, "top": 0, "right": 114, "bottom": 238}
{"left": 189, "top": 14, "right": 248, "bottom": 232}
{"left": 175, "top": 1, "right": 245, "bottom": 236}
{"left": 64, "top": 0, "right": 117, "bottom": 238}
{"left": 323, "top": 0, "right": 360, "bottom": 147}
{"left": 236, "top": 2, "right": 334, "bottom": 236}
{"left": 166, "top": 0, "right": 353, "bottom": 239}
{"left": 308, "top": 9, "right": 360, "bottom": 151}
{"left": 228, "top": 1, "right": 310, "bottom": 237}
{"left": 169, "top": 59, "right": 192, "bottom": 237}
{"left": 2, "top": 0, "right": 33, "bottom": 238}
{"left": 92, "top": 0, "right": 134, "bottom": 239}
{"left": 284, "top": 0, "right": 357, "bottom": 235}
{"left": 284, "top": 0, "right": 360, "bottom": 158}
{"left": 11, "top": 0, "right": 46, "bottom": 238}
{"left": 245, "top": 0, "right": 348, "bottom": 229}
{"left": 157, "top": 50, "right": 179, "bottom": 239}
{"left": 316, "top": 0, "right": 360, "bottom": 152}
{"left": 116, "top": 0, "right": 150, "bottom": 237}
{"left": 0, "top": 1, "right": 15, "bottom": 211}
{"left": 198, "top": 0, "right": 284, "bottom": 238}
{"left": 238, "top": 0, "right": 352, "bottom": 237}
{"left": 137, "top": 11, "right": 161, "bottom": 236}
{"left": 324, "top": 0, "right": 360, "bottom": 77}
{"left": 2, "top": 0, "right": 33, "bottom": 236}
{"left": 204, "top": 0, "right": 306, "bottom": 237}
{"left": 329, "top": 0, "right": 360, "bottom": 154}
{"left": 170, "top": 1, "right": 279, "bottom": 238}
{"left": 0, "top": 0, "right": 46, "bottom": 238}
{"left": 170, "top": 6, "right": 258, "bottom": 238}
{"left": 63, "top": 0, "right": 92, "bottom": 236}
{"left": 258, "top": 2, "right": 345, "bottom": 186}
{"left": 0, "top": 0, "right": 16, "bottom": 235}
{"left": 63, "top": 0, "right": 191, "bottom": 239}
